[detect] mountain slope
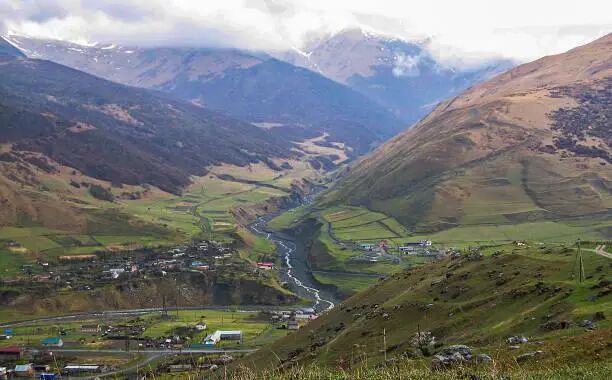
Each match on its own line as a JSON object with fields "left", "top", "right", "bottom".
{"left": 0, "top": 40, "right": 291, "bottom": 195}
{"left": 275, "top": 29, "right": 513, "bottom": 124}
{"left": 235, "top": 244, "right": 611, "bottom": 372}
{"left": 326, "top": 34, "right": 612, "bottom": 233}
{"left": 6, "top": 35, "right": 405, "bottom": 153}
{"left": 0, "top": 37, "right": 24, "bottom": 57}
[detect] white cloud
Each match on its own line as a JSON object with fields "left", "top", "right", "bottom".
{"left": 392, "top": 53, "right": 423, "bottom": 77}
{"left": 1, "top": 0, "right": 611, "bottom": 66}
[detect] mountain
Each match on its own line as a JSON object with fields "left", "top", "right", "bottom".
{"left": 0, "top": 37, "right": 24, "bottom": 57}
{"left": 275, "top": 28, "right": 514, "bottom": 124}
{"left": 0, "top": 38, "right": 291, "bottom": 195}
{"left": 5, "top": 35, "right": 405, "bottom": 154}
{"left": 326, "top": 34, "right": 612, "bottom": 233}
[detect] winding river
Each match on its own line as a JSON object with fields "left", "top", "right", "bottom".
{"left": 248, "top": 210, "right": 337, "bottom": 313}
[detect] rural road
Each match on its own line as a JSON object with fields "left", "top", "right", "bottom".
{"left": 45, "top": 348, "right": 257, "bottom": 354}
{"left": 0, "top": 305, "right": 301, "bottom": 328}
{"left": 595, "top": 245, "right": 612, "bottom": 259}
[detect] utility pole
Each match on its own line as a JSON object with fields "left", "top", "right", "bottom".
{"left": 577, "top": 239, "right": 585, "bottom": 283}
{"left": 382, "top": 328, "right": 387, "bottom": 362}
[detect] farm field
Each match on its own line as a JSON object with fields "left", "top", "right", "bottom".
{"left": 402, "top": 220, "right": 612, "bottom": 246}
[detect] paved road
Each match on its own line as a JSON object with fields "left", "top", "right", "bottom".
{"left": 0, "top": 305, "right": 301, "bottom": 328}
{"left": 46, "top": 348, "right": 256, "bottom": 354}
{"left": 595, "top": 245, "right": 612, "bottom": 259}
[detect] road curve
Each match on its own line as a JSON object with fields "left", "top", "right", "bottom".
{"left": 595, "top": 245, "right": 612, "bottom": 259}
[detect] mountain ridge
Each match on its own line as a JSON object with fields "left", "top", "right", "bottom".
{"left": 325, "top": 33, "right": 611, "bottom": 233}
{"left": 4, "top": 34, "right": 406, "bottom": 154}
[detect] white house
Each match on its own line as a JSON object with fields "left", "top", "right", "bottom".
{"left": 203, "top": 330, "right": 242, "bottom": 346}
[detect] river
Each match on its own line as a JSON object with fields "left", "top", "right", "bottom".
{"left": 247, "top": 193, "right": 338, "bottom": 313}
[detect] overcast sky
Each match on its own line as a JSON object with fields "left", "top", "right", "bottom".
{"left": 2, "top": 0, "right": 611, "bottom": 67}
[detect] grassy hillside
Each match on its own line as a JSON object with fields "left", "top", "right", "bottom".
{"left": 325, "top": 34, "right": 611, "bottom": 235}
{"left": 235, "top": 242, "right": 611, "bottom": 375}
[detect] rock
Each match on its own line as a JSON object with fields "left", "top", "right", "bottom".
{"left": 507, "top": 335, "right": 529, "bottom": 344}
{"left": 467, "top": 252, "right": 483, "bottom": 261}
{"left": 431, "top": 345, "right": 473, "bottom": 369}
{"left": 474, "top": 354, "right": 493, "bottom": 364}
{"left": 541, "top": 319, "right": 573, "bottom": 330}
{"left": 578, "top": 320, "right": 596, "bottom": 330}
{"left": 410, "top": 331, "right": 436, "bottom": 348}
{"left": 516, "top": 350, "right": 544, "bottom": 363}
{"left": 215, "top": 354, "right": 234, "bottom": 364}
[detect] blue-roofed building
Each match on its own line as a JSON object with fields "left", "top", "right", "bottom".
{"left": 41, "top": 337, "right": 63, "bottom": 347}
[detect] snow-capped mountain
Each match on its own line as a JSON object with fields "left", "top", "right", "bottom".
{"left": 273, "top": 28, "right": 515, "bottom": 124}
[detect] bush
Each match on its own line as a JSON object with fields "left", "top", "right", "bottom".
{"left": 89, "top": 184, "right": 114, "bottom": 202}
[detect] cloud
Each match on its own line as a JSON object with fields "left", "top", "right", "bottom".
{"left": 1, "top": 0, "right": 611, "bottom": 67}
{"left": 392, "top": 53, "right": 423, "bottom": 77}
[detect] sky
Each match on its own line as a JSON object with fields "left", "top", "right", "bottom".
{"left": 1, "top": 0, "right": 611, "bottom": 67}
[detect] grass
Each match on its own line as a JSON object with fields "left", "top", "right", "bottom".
{"left": 322, "top": 206, "right": 408, "bottom": 241}
{"left": 239, "top": 242, "right": 611, "bottom": 371}
{"left": 312, "top": 271, "right": 379, "bottom": 296}
{"left": 224, "top": 362, "right": 612, "bottom": 380}
{"left": 404, "top": 220, "right": 611, "bottom": 244}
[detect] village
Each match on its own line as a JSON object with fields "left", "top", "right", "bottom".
{"left": 0, "top": 239, "right": 282, "bottom": 294}
{"left": 0, "top": 305, "right": 319, "bottom": 378}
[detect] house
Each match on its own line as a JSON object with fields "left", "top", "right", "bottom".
{"left": 62, "top": 365, "right": 105, "bottom": 375}
{"left": 399, "top": 246, "right": 417, "bottom": 253}
{"left": 108, "top": 268, "right": 125, "bottom": 279}
{"left": 203, "top": 330, "right": 242, "bottom": 346}
{"left": 168, "top": 364, "right": 192, "bottom": 373}
{"left": 257, "top": 262, "right": 274, "bottom": 270}
{"left": 41, "top": 337, "right": 63, "bottom": 347}
{"left": 403, "top": 240, "right": 432, "bottom": 247}
{"left": 14, "top": 364, "right": 35, "bottom": 377}
{"left": 301, "top": 308, "right": 316, "bottom": 315}
{"left": 0, "top": 346, "right": 22, "bottom": 360}
{"left": 195, "top": 322, "right": 207, "bottom": 331}
{"left": 359, "top": 243, "right": 376, "bottom": 251}
{"left": 33, "top": 364, "right": 51, "bottom": 372}
{"left": 287, "top": 320, "right": 299, "bottom": 330}
{"left": 80, "top": 324, "right": 101, "bottom": 333}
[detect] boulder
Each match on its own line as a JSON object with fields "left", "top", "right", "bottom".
{"left": 474, "top": 353, "right": 493, "bottom": 364}
{"left": 541, "top": 319, "right": 573, "bottom": 330}
{"left": 578, "top": 320, "right": 596, "bottom": 330}
{"left": 410, "top": 331, "right": 436, "bottom": 348}
{"left": 507, "top": 335, "right": 528, "bottom": 344}
{"left": 516, "top": 350, "right": 544, "bottom": 363}
{"left": 431, "top": 345, "right": 472, "bottom": 369}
